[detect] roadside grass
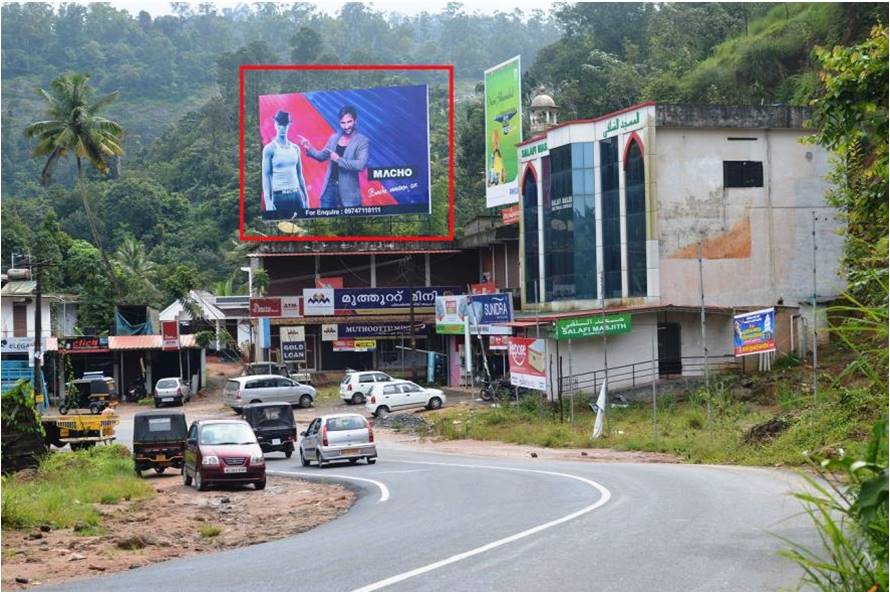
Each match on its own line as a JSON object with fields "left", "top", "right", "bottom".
{"left": 313, "top": 384, "right": 342, "bottom": 406}
{"left": 1, "top": 445, "right": 154, "bottom": 532}
{"left": 427, "top": 370, "right": 884, "bottom": 466}
{"left": 137, "top": 397, "right": 153, "bottom": 406}
{"left": 199, "top": 523, "right": 221, "bottom": 538}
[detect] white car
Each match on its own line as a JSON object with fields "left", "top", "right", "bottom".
{"left": 339, "top": 371, "right": 394, "bottom": 404}
{"left": 224, "top": 374, "right": 316, "bottom": 413}
{"left": 365, "top": 380, "right": 446, "bottom": 417}
{"left": 154, "top": 377, "right": 190, "bottom": 407}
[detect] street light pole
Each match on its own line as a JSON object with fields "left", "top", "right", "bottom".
{"left": 241, "top": 267, "right": 254, "bottom": 363}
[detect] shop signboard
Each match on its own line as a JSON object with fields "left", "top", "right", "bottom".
{"left": 161, "top": 322, "right": 180, "bottom": 351}
{"left": 435, "top": 295, "right": 467, "bottom": 334}
{"left": 249, "top": 298, "right": 282, "bottom": 318}
{"left": 333, "top": 339, "right": 355, "bottom": 352}
{"left": 470, "top": 282, "right": 497, "bottom": 295}
{"left": 304, "top": 286, "right": 459, "bottom": 316}
{"left": 733, "top": 308, "right": 776, "bottom": 357}
{"left": 554, "top": 313, "right": 632, "bottom": 340}
{"left": 508, "top": 337, "right": 546, "bottom": 391}
{"left": 280, "top": 326, "right": 306, "bottom": 362}
{"left": 353, "top": 339, "right": 377, "bottom": 352}
{"left": 321, "top": 324, "right": 338, "bottom": 341}
{"left": 281, "top": 296, "right": 302, "bottom": 318}
{"left": 1, "top": 337, "right": 34, "bottom": 353}
{"left": 501, "top": 205, "right": 520, "bottom": 225}
{"left": 489, "top": 335, "right": 509, "bottom": 351}
{"left": 338, "top": 322, "right": 430, "bottom": 339}
{"left": 59, "top": 336, "right": 110, "bottom": 353}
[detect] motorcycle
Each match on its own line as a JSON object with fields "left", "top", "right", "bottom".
{"left": 126, "top": 378, "right": 148, "bottom": 401}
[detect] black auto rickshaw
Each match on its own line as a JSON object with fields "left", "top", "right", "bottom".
{"left": 242, "top": 402, "right": 297, "bottom": 458}
{"left": 133, "top": 410, "right": 188, "bottom": 475}
{"left": 59, "top": 378, "right": 116, "bottom": 415}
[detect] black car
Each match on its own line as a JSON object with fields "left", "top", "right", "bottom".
{"left": 242, "top": 402, "right": 297, "bottom": 458}
{"left": 133, "top": 410, "right": 188, "bottom": 475}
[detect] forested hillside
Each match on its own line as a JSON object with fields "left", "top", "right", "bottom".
{"left": 1, "top": 2, "right": 885, "bottom": 331}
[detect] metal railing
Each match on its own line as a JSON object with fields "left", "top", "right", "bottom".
{"left": 558, "top": 354, "right": 741, "bottom": 395}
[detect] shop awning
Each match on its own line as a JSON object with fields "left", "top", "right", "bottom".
{"left": 108, "top": 334, "right": 199, "bottom": 350}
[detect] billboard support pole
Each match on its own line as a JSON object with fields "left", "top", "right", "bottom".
{"left": 812, "top": 211, "right": 818, "bottom": 404}
{"left": 651, "top": 323, "right": 658, "bottom": 442}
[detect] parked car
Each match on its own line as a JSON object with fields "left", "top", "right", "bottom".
{"left": 365, "top": 381, "right": 446, "bottom": 417}
{"left": 133, "top": 410, "right": 188, "bottom": 475}
{"left": 223, "top": 375, "right": 315, "bottom": 413}
{"left": 244, "top": 361, "right": 313, "bottom": 385}
{"left": 153, "top": 377, "right": 190, "bottom": 407}
{"left": 299, "top": 414, "right": 376, "bottom": 467}
{"left": 242, "top": 402, "right": 297, "bottom": 458}
{"left": 182, "top": 420, "right": 265, "bottom": 491}
{"left": 339, "top": 371, "right": 394, "bottom": 404}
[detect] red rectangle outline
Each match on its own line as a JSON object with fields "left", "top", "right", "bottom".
{"left": 239, "top": 64, "right": 455, "bottom": 243}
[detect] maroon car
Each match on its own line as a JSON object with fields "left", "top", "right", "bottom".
{"left": 182, "top": 420, "right": 266, "bottom": 491}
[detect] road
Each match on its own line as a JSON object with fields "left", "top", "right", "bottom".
{"left": 45, "top": 434, "right": 818, "bottom": 592}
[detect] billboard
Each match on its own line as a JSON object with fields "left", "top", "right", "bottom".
{"left": 733, "top": 308, "right": 776, "bottom": 357}
{"left": 258, "top": 84, "right": 430, "bottom": 220}
{"left": 484, "top": 56, "right": 522, "bottom": 208}
{"left": 435, "top": 294, "right": 512, "bottom": 335}
{"left": 508, "top": 337, "right": 546, "bottom": 391}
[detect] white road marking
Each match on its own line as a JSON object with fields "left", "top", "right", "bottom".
{"left": 352, "top": 459, "right": 611, "bottom": 592}
{"left": 268, "top": 470, "right": 390, "bottom": 503}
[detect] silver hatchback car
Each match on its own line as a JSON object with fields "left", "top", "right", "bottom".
{"left": 299, "top": 414, "right": 377, "bottom": 467}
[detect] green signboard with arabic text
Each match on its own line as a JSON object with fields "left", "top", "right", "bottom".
{"left": 554, "top": 313, "right": 632, "bottom": 340}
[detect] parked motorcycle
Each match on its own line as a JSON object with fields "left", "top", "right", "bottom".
{"left": 126, "top": 378, "right": 148, "bottom": 401}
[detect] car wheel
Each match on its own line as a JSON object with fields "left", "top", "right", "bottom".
{"left": 254, "top": 479, "right": 266, "bottom": 490}
{"left": 375, "top": 405, "right": 390, "bottom": 417}
{"left": 182, "top": 466, "right": 192, "bottom": 486}
{"left": 134, "top": 464, "right": 142, "bottom": 476}
{"left": 300, "top": 394, "right": 313, "bottom": 408}
{"left": 232, "top": 408, "right": 242, "bottom": 414}
{"left": 250, "top": 399, "right": 262, "bottom": 404}
{"left": 300, "top": 447, "right": 310, "bottom": 467}
{"left": 367, "top": 457, "right": 376, "bottom": 465}
{"left": 195, "top": 468, "right": 208, "bottom": 491}
{"left": 349, "top": 457, "right": 358, "bottom": 465}
{"left": 427, "top": 396, "right": 443, "bottom": 410}
{"left": 284, "top": 444, "right": 294, "bottom": 459}
{"left": 351, "top": 393, "right": 364, "bottom": 405}
{"left": 154, "top": 467, "right": 165, "bottom": 475}
{"left": 316, "top": 449, "right": 325, "bottom": 468}
{"left": 58, "top": 404, "right": 70, "bottom": 415}
{"left": 154, "top": 401, "right": 161, "bottom": 408}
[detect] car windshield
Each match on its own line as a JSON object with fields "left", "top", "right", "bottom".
{"left": 157, "top": 379, "right": 178, "bottom": 389}
{"left": 326, "top": 416, "right": 367, "bottom": 431}
{"left": 200, "top": 424, "right": 256, "bottom": 445}
{"left": 251, "top": 406, "right": 292, "bottom": 426}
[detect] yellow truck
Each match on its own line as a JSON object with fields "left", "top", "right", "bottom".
{"left": 42, "top": 409, "right": 119, "bottom": 450}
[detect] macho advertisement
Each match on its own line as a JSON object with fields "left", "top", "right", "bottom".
{"left": 484, "top": 56, "right": 522, "bottom": 208}
{"left": 259, "top": 84, "right": 431, "bottom": 220}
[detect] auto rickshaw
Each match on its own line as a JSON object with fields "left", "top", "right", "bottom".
{"left": 58, "top": 377, "right": 116, "bottom": 415}
{"left": 242, "top": 402, "right": 297, "bottom": 458}
{"left": 133, "top": 410, "right": 188, "bottom": 475}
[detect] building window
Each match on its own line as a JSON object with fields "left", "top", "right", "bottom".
{"left": 723, "top": 161, "right": 763, "bottom": 187}
{"left": 13, "top": 303, "right": 27, "bottom": 336}
{"left": 545, "top": 145, "right": 574, "bottom": 301}
{"left": 600, "top": 136, "right": 621, "bottom": 298}
{"left": 571, "top": 142, "right": 596, "bottom": 301}
{"left": 625, "top": 140, "right": 647, "bottom": 297}
{"left": 522, "top": 165, "right": 540, "bottom": 303}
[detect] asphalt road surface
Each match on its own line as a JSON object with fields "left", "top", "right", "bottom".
{"left": 44, "top": 438, "right": 818, "bottom": 592}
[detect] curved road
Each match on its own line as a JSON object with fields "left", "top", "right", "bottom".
{"left": 46, "top": 438, "right": 817, "bottom": 592}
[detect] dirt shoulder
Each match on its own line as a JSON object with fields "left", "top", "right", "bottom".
{"left": 377, "top": 426, "right": 681, "bottom": 464}
{"left": 1, "top": 474, "right": 353, "bottom": 591}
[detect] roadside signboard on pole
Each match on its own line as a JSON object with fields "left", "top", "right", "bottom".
{"left": 733, "top": 308, "right": 776, "bottom": 357}
{"left": 508, "top": 337, "right": 546, "bottom": 391}
{"left": 162, "top": 321, "right": 179, "bottom": 351}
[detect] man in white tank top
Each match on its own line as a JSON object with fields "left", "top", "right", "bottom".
{"left": 262, "top": 110, "right": 309, "bottom": 219}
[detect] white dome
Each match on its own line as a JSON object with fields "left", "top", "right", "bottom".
{"left": 531, "top": 93, "right": 556, "bottom": 108}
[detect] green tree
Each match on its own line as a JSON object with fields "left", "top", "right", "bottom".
{"left": 25, "top": 72, "right": 125, "bottom": 297}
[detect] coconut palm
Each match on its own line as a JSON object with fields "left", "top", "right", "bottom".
{"left": 25, "top": 72, "right": 125, "bottom": 297}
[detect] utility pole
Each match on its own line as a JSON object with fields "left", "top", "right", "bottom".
{"left": 812, "top": 211, "right": 818, "bottom": 403}
{"left": 651, "top": 323, "right": 658, "bottom": 442}
{"left": 33, "top": 260, "right": 43, "bottom": 406}
{"left": 698, "top": 241, "right": 711, "bottom": 432}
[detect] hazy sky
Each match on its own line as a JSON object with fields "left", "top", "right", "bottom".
{"left": 79, "top": 1, "right": 556, "bottom": 18}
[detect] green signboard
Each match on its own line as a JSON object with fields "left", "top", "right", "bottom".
{"left": 484, "top": 56, "right": 522, "bottom": 208}
{"left": 555, "top": 313, "right": 632, "bottom": 340}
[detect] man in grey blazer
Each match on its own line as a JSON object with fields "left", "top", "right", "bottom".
{"left": 298, "top": 105, "right": 370, "bottom": 210}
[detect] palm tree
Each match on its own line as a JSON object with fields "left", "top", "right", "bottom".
{"left": 25, "top": 73, "right": 125, "bottom": 297}
{"left": 115, "top": 235, "right": 156, "bottom": 279}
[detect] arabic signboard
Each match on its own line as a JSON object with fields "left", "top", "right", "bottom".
{"left": 600, "top": 108, "right": 646, "bottom": 139}
{"left": 734, "top": 308, "right": 776, "bottom": 357}
{"left": 304, "top": 286, "right": 459, "bottom": 316}
{"left": 59, "top": 336, "right": 110, "bottom": 353}
{"left": 554, "top": 313, "right": 632, "bottom": 340}
{"left": 484, "top": 56, "right": 522, "bottom": 208}
{"left": 508, "top": 337, "right": 546, "bottom": 391}
{"left": 519, "top": 138, "right": 549, "bottom": 162}
{"left": 250, "top": 298, "right": 282, "bottom": 318}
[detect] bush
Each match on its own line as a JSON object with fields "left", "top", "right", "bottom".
{"left": 1, "top": 445, "right": 153, "bottom": 531}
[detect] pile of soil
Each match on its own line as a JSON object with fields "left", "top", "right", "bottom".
{"left": 1, "top": 474, "right": 353, "bottom": 590}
